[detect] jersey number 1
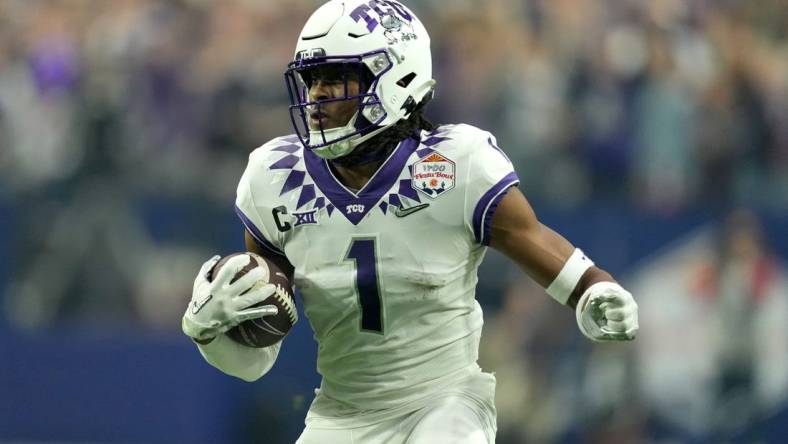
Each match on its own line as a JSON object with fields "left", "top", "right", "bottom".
{"left": 346, "top": 239, "right": 383, "bottom": 333}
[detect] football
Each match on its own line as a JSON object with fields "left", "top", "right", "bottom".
{"left": 208, "top": 252, "right": 297, "bottom": 348}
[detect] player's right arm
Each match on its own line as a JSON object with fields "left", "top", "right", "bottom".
{"left": 182, "top": 251, "right": 283, "bottom": 382}
{"left": 183, "top": 143, "right": 295, "bottom": 382}
{"left": 182, "top": 230, "right": 293, "bottom": 382}
{"left": 193, "top": 325, "right": 283, "bottom": 383}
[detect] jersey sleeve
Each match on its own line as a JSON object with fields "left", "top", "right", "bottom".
{"left": 464, "top": 130, "right": 520, "bottom": 246}
{"left": 235, "top": 150, "right": 287, "bottom": 258}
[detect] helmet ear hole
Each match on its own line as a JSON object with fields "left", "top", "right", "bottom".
{"left": 396, "top": 72, "right": 417, "bottom": 88}
{"left": 400, "top": 96, "right": 417, "bottom": 114}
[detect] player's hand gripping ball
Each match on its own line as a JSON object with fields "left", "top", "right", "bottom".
{"left": 208, "top": 252, "right": 297, "bottom": 348}
{"left": 182, "top": 252, "right": 297, "bottom": 347}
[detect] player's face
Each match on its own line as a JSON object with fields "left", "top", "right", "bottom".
{"left": 304, "top": 64, "right": 362, "bottom": 130}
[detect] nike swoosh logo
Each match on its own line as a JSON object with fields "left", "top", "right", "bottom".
{"left": 394, "top": 203, "right": 430, "bottom": 218}
{"left": 192, "top": 294, "right": 213, "bottom": 314}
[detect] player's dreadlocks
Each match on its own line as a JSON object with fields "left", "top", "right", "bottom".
{"left": 332, "top": 96, "right": 437, "bottom": 167}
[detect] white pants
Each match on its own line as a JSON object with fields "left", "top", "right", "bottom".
{"left": 296, "top": 371, "right": 497, "bottom": 444}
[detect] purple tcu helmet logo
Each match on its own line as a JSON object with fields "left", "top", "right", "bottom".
{"left": 350, "top": 0, "right": 414, "bottom": 33}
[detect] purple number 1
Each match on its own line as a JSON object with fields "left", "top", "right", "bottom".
{"left": 346, "top": 238, "right": 383, "bottom": 333}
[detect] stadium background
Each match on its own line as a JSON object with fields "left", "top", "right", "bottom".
{"left": 1, "top": 0, "right": 787, "bottom": 442}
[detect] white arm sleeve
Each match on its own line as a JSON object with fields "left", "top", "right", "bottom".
{"left": 196, "top": 334, "right": 281, "bottom": 382}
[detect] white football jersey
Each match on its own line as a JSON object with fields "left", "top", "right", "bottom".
{"left": 235, "top": 124, "right": 518, "bottom": 411}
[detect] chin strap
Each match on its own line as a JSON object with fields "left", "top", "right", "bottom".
{"left": 310, "top": 119, "right": 390, "bottom": 160}
{"left": 332, "top": 139, "right": 397, "bottom": 167}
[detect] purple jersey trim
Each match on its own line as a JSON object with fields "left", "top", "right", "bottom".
{"left": 472, "top": 172, "right": 520, "bottom": 245}
{"left": 234, "top": 205, "right": 286, "bottom": 257}
{"left": 303, "top": 137, "right": 419, "bottom": 225}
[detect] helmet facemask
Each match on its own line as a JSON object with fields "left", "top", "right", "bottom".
{"left": 286, "top": 0, "right": 435, "bottom": 160}
{"left": 285, "top": 50, "right": 395, "bottom": 159}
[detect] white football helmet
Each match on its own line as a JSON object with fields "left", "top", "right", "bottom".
{"left": 284, "top": 0, "right": 435, "bottom": 159}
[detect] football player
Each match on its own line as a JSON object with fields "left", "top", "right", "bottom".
{"left": 182, "top": 1, "right": 639, "bottom": 443}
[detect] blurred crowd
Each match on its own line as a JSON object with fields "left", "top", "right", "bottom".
{"left": 427, "top": 0, "right": 788, "bottom": 212}
{"left": 1, "top": 0, "right": 787, "bottom": 442}
{"left": 0, "top": 0, "right": 786, "bottom": 207}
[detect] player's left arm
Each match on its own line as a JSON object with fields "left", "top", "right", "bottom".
{"left": 488, "top": 187, "right": 639, "bottom": 342}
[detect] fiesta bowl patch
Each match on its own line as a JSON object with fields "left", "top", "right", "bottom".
{"left": 412, "top": 152, "right": 456, "bottom": 198}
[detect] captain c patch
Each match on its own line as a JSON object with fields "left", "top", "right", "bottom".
{"left": 412, "top": 153, "right": 456, "bottom": 198}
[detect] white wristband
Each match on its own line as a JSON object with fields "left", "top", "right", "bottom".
{"left": 546, "top": 248, "right": 594, "bottom": 305}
